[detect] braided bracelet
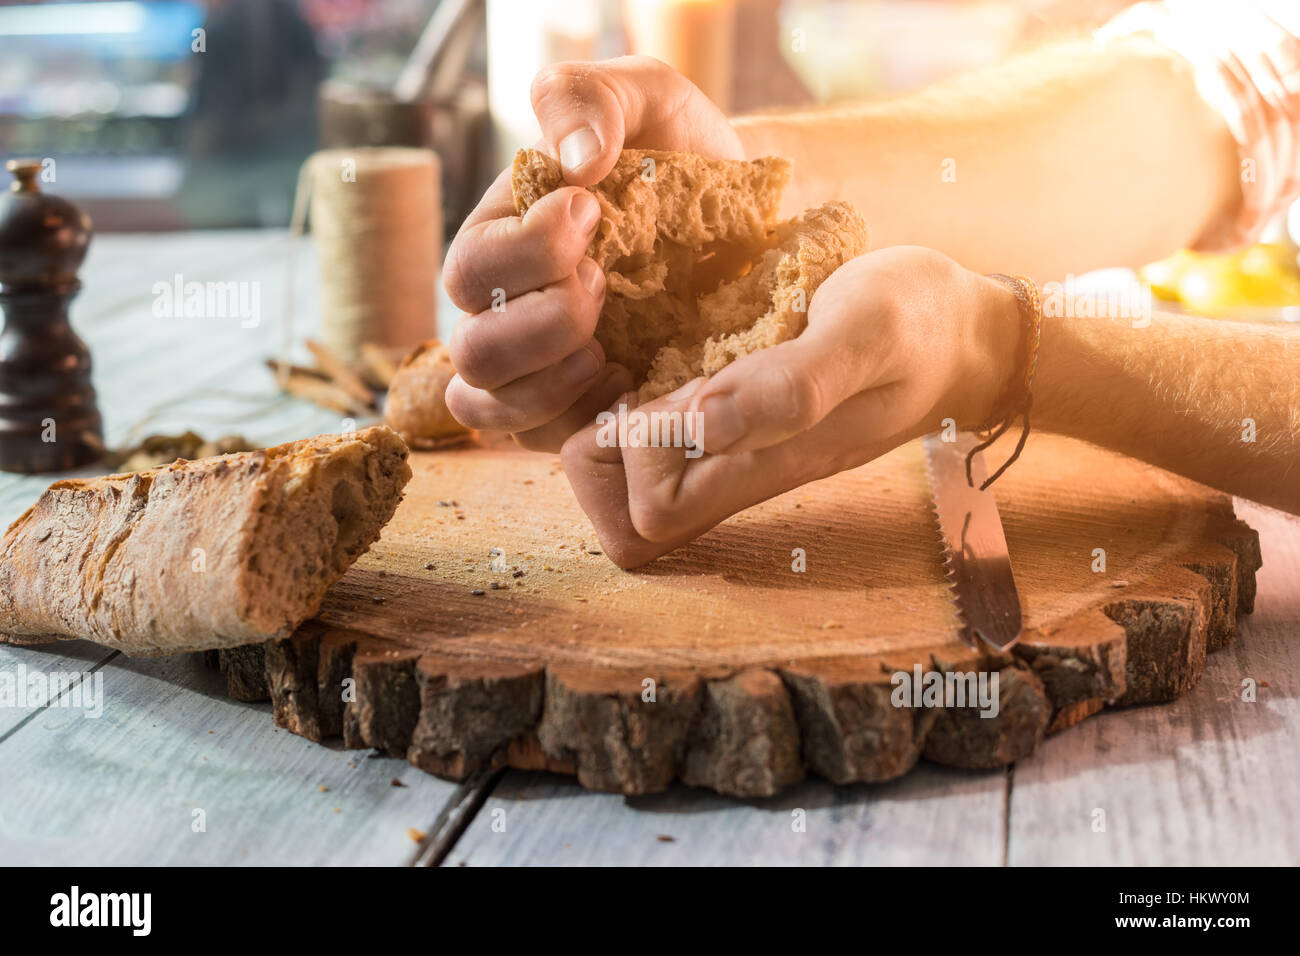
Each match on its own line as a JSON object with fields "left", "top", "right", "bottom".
{"left": 964, "top": 273, "right": 1043, "bottom": 490}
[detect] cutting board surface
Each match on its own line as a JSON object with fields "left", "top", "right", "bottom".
{"left": 325, "top": 435, "right": 1209, "bottom": 664}
{"left": 220, "top": 431, "right": 1259, "bottom": 797}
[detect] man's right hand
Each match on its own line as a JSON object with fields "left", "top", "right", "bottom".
{"left": 442, "top": 55, "right": 744, "bottom": 451}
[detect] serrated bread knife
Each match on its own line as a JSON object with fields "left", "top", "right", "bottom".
{"left": 922, "top": 433, "right": 1023, "bottom": 651}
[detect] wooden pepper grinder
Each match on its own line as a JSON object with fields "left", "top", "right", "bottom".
{"left": 0, "top": 158, "right": 103, "bottom": 473}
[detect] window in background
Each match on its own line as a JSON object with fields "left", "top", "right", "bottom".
{"left": 0, "top": 0, "right": 445, "bottom": 231}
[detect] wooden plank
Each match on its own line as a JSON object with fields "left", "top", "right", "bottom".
{"left": 0, "top": 645, "right": 467, "bottom": 865}
{"left": 445, "top": 764, "right": 1007, "bottom": 866}
{"left": 1007, "top": 501, "right": 1300, "bottom": 865}
{"left": 78, "top": 241, "right": 321, "bottom": 446}
{"left": 409, "top": 769, "right": 503, "bottom": 866}
{"left": 0, "top": 642, "right": 115, "bottom": 737}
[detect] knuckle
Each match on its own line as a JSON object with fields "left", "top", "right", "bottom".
{"left": 627, "top": 498, "right": 674, "bottom": 543}
{"left": 483, "top": 385, "right": 573, "bottom": 434}
{"left": 447, "top": 319, "right": 494, "bottom": 388}
{"left": 530, "top": 61, "right": 586, "bottom": 107}
{"left": 472, "top": 403, "right": 522, "bottom": 433}
{"left": 625, "top": 473, "right": 682, "bottom": 543}
{"left": 529, "top": 65, "right": 561, "bottom": 103}
{"left": 442, "top": 238, "right": 489, "bottom": 311}
{"left": 538, "top": 283, "right": 595, "bottom": 347}
{"left": 622, "top": 53, "right": 674, "bottom": 83}
{"left": 601, "top": 536, "right": 655, "bottom": 570}
{"left": 768, "top": 364, "right": 824, "bottom": 430}
{"left": 559, "top": 427, "right": 596, "bottom": 470}
{"left": 441, "top": 375, "right": 480, "bottom": 428}
{"left": 531, "top": 233, "right": 571, "bottom": 281}
{"left": 520, "top": 192, "right": 590, "bottom": 275}
{"left": 446, "top": 377, "right": 547, "bottom": 434}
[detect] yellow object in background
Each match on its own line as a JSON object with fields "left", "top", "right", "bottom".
{"left": 1140, "top": 244, "right": 1300, "bottom": 315}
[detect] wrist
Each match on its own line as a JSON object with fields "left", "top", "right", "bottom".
{"left": 960, "top": 273, "right": 1024, "bottom": 425}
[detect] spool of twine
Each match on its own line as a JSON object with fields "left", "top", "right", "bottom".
{"left": 289, "top": 147, "right": 441, "bottom": 362}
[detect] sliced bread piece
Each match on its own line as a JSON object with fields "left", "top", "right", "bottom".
{"left": 0, "top": 426, "right": 411, "bottom": 656}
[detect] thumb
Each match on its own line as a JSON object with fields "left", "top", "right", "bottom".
{"left": 687, "top": 327, "right": 881, "bottom": 456}
{"left": 529, "top": 55, "right": 740, "bottom": 185}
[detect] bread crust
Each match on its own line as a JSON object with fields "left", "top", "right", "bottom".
{"left": 510, "top": 148, "right": 867, "bottom": 397}
{"left": 512, "top": 148, "right": 790, "bottom": 269}
{"left": 383, "top": 340, "right": 472, "bottom": 448}
{"left": 0, "top": 426, "right": 412, "bottom": 656}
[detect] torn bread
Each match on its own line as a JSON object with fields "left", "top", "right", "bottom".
{"left": 0, "top": 426, "right": 411, "bottom": 656}
{"left": 644, "top": 201, "right": 868, "bottom": 397}
{"left": 510, "top": 148, "right": 867, "bottom": 398}
{"left": 383, "top": 339, "right": 472, "bottom": 448}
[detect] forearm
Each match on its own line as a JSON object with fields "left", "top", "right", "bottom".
{"left": 733, "top": 39, "right": 1239, "bottom": 277}
{"left": 1034, "top": 309, "right": 1300, "bottom": 514}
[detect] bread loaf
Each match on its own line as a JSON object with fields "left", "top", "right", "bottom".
{"left": 0, "top": 426, "right": 411, "bottom": 656}
{"left": 510, "top": 147, "right": 868, "bottom": 399}
{"left": 383, "top": 339, "right": 472, "bottom": 448}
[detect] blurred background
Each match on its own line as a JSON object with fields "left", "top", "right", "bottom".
{"left": 0, "top": 0, "right": 1296, "bottom": 314}
{"left": 0, "top": 0, "right": 1136, "bottom": 233}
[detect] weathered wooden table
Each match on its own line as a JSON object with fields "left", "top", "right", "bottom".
{"left": 0, "top": 231, "right": 1296, "bottom": 865}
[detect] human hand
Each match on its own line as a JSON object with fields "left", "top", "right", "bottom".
{"left": 442, "top": 56, "right": 743, "bottom": 452}
{"left": 561, "top": 246, "right": 1023, "bottom": 567}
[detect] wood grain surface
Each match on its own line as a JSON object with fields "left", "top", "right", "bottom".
{"left": 215, "top": 430, "right": 1260, "bottom": 798}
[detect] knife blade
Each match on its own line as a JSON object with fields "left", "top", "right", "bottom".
{"left": 922, "top": 433, "right": 1023, "bottom": 651}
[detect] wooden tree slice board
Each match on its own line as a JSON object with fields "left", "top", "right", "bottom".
{"left": 212, "top": 433, "right": 1261, "bottom": 797}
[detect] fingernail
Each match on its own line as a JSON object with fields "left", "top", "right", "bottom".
{"left": 559, "top": 127, "right": 601, "bottom": 174}
{"left": 576, "top": 257, "right": 605, "bottom": 298}
{"left": 570, "top": 191, "right": 601, "bottom": 236}
{"left": 697, "top": 392, "right": 746, "bottom": 451}
{"left": 560, "top": 344, "right": 601, "bottom": 385}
